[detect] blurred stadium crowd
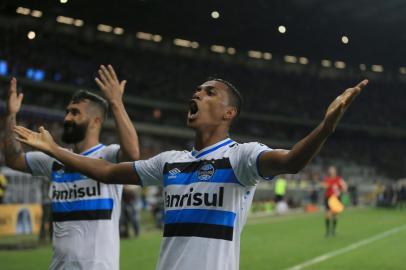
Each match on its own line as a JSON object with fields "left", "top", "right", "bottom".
{"left": 1, "top": 29, "right": 406, "bottom": 128}
{"left": 1, "top": 27, "right": 406, "bottom": 178}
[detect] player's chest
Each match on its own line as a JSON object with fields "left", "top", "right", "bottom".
{"left": 163, "top": 157, "right": 239, "bottom": 187}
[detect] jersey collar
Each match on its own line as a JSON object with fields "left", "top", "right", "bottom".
{"left": 191, "top": 138, "right": 235, "bottom": 159}
{"left": 80, "top": 143, "right": 105, "bottom": 156}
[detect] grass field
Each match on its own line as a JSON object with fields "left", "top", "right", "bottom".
{"left": 1, "top": 208, "right": 405, "bottom": 270}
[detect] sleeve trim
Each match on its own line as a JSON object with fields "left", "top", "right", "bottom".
{"left": 24, "top": 153, "right": 34, "bottom": 175}
{"left": 256, "top": 150, "right": 274, "bottom": 181}
{"left": 132, "top": 162, "right": 144, "bottom": 187}
{"left": 115, "top": 148, "right": 121, "bottom": 163}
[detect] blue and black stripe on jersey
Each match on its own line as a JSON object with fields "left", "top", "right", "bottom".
{"left": 52, "top": 198, "right": 113, "bottom": 221}
{"left": 163, "top": 158, "right": 242, "bottom": 187}
{"left": 163, "top": 209, "right": 236, "bottom": 241}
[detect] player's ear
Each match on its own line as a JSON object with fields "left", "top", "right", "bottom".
{"left": 223, "top": 106, "right": 237, "bottom": 121}
{"left": 93, "top": 116, "right": 103, "bottom": 126}
{"left": 89, "top": 116, "right": 103, "bottom": 130}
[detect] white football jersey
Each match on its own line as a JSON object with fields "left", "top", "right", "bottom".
{"left": 25, "top": 144, "right": 122, "bottom": 270}
{"left": 134, "top": 138, "right": 273, "bottom": 270}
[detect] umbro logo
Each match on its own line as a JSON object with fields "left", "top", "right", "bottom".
{"left": 169, "top": 168, "right": 181, "bottom": 175}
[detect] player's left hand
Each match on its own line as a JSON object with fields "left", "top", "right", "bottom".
{"left": 323, "top": 79, "right": 368, "bottom": 133}
{"left": 95, "top": 65, "right": 127, "bottom": 105}
{"left": 14, "top": 126, "right": 58, "bottom": 155}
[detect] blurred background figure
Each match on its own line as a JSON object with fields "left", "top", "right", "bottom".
{"left": 383, "top": 183, "right": 395, "bottom": 208}
{"left": 0, "top": 172, "right": 7, "bottom": 204}
{"left": 120, "top": 185, "right": 142, "bottom": 238}
{"left": 323, "top": 166, "right": 347, "bottom": 237}
{"left": 274, "top": 175, "right": 288, "bottom": 203}
{"left": 152, "top": 187, "right": 164, "bottom": 229}
{"left": 374, "top": 180, "right": 385, "bottom": 207}
{"left": 347, "top": 181, "right": 359, "bottom": 206}
{"left": 309, "top": 172, "right": 320, "bottom": 205}
{"left": 397, "top": 183, "right": 406, "bottom": 210}
{"left": 274, "top": 175, "right": 289, "bottom": 214}
{"left": 39, "top": 178, "right": 52, "bottom": 243}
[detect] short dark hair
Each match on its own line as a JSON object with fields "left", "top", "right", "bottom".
{"left": 70, "top": 90, "right": 108, "bottom": 120}
{"left": 210, "top": 78, "right": 243, "bottom": 117}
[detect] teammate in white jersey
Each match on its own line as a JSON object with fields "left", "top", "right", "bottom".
{"left": 15, "top": 78, "right": 368, "bottom": 270}
{"left": 4, "top": 65, "right": 139, "bottom": 270}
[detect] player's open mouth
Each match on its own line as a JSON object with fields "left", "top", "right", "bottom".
{"left": 188, "top": 100, "right": 199, "bottom": 120}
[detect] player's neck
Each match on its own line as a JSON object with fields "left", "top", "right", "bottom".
{"left": 73, "top": 136, "right": 100, "bottom": 154}
{"left": 194, "top": 129, "right": 229, "bottom": 151}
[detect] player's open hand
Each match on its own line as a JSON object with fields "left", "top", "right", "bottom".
{"left": 7, "top": 77, "right": 24, "bottom": 115}
{"left": 14, "top": 126, "right": 57, "bottom": 155}
{"left": 323, "top": 79, "right": 368, "bottom": 133}
{"left": 95, "top": 65, "right": 126, "bottom": 105}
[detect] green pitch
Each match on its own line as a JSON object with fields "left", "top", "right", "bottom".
{"left": 1, "top": 208, "right": 405, "bottom": 270}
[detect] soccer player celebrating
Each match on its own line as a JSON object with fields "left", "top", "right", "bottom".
{"left": 14, "top": 78, "right": 368, "bottom": 270}
{"left": 4, "top": 65, "right": 139, "bottom": 270}
{"left": 323, "top": 166, "right": 347, "bottom": 237}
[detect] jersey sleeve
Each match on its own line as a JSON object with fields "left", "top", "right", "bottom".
{"left": 133, "top": 151, "right": 174, "bottom": 186}
{"left": 230, "top": 142, "right": 274, "bottom": 187}
{"left": 100, "top": 144, "right": 121, "bottom": 163}
{"left": 24, "top": 151, "right": 55, "bottom": 177}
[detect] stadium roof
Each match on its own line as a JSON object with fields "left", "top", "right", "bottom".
{"left": 2, "top": 0, "right": 406, "bottom": 66}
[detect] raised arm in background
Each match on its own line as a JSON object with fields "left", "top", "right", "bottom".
{"left": 95, "top": 65, "right": 140, "bottom": 162}
{"left": 3, "top": 78, "right": 29, "bottom": 172}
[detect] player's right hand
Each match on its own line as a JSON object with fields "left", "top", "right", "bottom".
{"left": 14, "top": 126, "right": 58, "bottom": 155}
{"left": 7, "top": 77, "right": 24, "bottom": 115}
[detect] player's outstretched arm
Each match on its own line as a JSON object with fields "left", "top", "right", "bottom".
{"left": 14, "top": 126, "right": 141, "bottom": 185}
{"left": 95, "top": 65, "right": 140, "bottom": 162}
{"left": 259, "top": 79, "right": 369, "bottom": 176}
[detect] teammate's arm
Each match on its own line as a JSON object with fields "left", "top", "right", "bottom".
{"left": 95, "top": 65, "right": 140, "bottom": 162}
{"left": 14, "top": 126, "right": 141, "bottom": 185}
{"left": 3, "top": 78, "right": 29, "bottom": 172}
{"left": 259, "top": 80, "right": 368, "bottom": 176}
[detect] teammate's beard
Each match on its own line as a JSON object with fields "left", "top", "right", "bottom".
{"left": 61, "top": 121, "right": 87, "bottom": 144}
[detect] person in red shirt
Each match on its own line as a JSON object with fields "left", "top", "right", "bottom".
{"left": 323, "top": 166, "right": 347, "bottom": 236}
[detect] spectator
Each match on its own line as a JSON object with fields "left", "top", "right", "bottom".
{"left": 120, "top": 185, "right": 142, "bottom": 238}
{"left": 0, "top": 172, "right": 7, "bottom": 203}
{"left": 274, "top": 175, "right": 288, "bottom": 203}
{"left": 39, "top": 178, "right": 52, "bottom": 243}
